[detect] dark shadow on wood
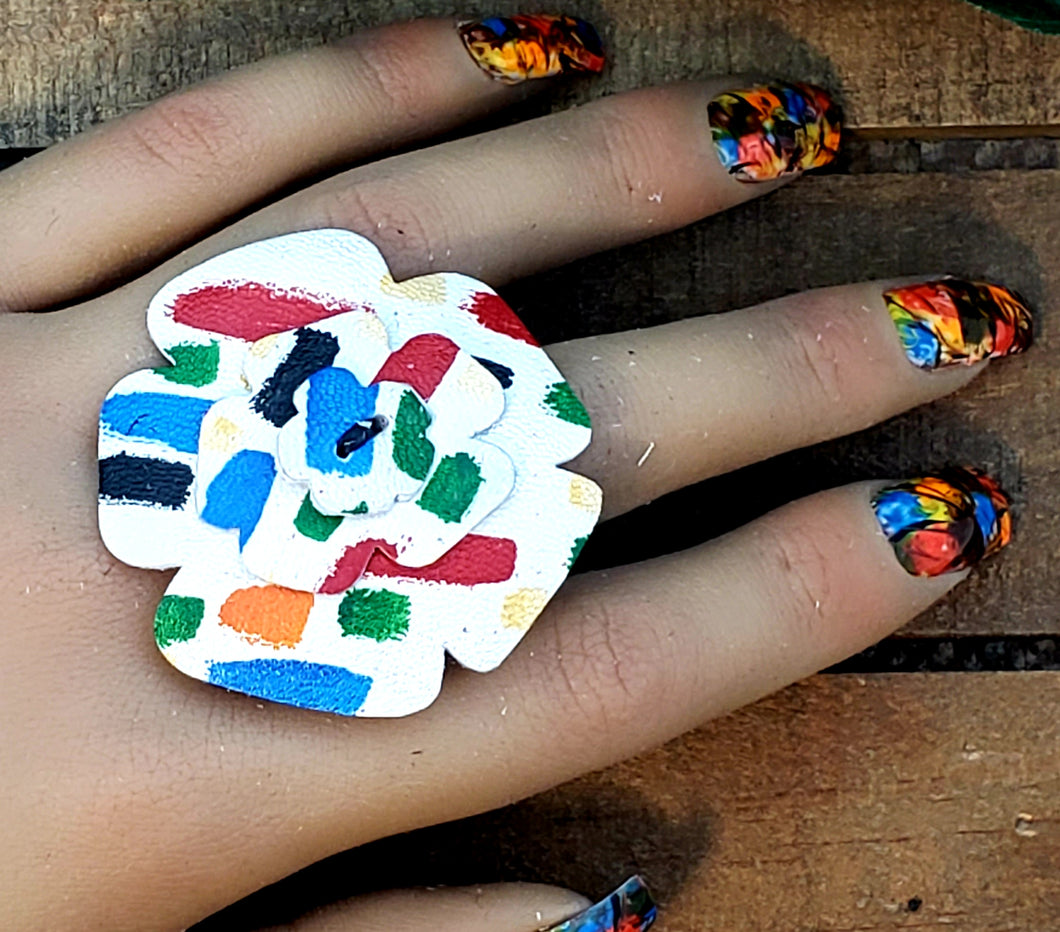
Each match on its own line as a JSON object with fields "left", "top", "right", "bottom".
{"left": 192, "top": 782, "right": 715, "bottom": 930}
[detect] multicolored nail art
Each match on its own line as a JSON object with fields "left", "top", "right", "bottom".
{"left": 545, "top": 876, "right": 657, "bottom": 932}
{"left": 872, "top": 467, "right": 1013, "bottom": 577}
{"left": 883, "top": 279, "right": 1034, "bottom": 370}
{"left": 708, "top": 82, "right": 841, "bottom": 182}
{"left": 458, "top": 13, "right": 605, "bottom": 84}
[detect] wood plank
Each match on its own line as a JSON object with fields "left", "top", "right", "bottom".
{"left": 528, "top": 168, "right": 1060, "bottom": 637}
{"left": 3, "top": 0, "right": 1060, "bottom": 147}
{"left": 197, "top": 674, "right": 1060, "bottom": 931}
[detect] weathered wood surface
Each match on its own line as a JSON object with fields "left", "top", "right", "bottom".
{"left": 547, "top": 168, "right": 1059, "bottom": 638}
{"left": 199, "top": 674, "right": 1060, "bottom": 931}
{"left": 3, "top": 0, "right": 1060, "bottom": 147}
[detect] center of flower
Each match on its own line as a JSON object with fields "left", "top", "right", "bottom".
{"left": 276, "top": 365, "right": 437, "bottom": 520}
{"left": 335, "top": 415, "right": 389, "bottom": 459}
{"left": 218, "top": 313, "right": 515, "bottom": 592}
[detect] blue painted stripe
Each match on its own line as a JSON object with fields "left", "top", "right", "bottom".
{"left": 200, "top": 449, "right": 276, "bottom": 548}
{"left": 306, "top": 367, "right": 379, "bottom": 477}
{"left": 207, "top": 659, "right": 372, "bottom": 715}
{"left": 100, "top": 393, "right": 213, "bottom": 454}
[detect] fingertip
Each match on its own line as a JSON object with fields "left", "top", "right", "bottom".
{"left": 881, "top": 277, "right": 1034, "bottom": 372}
{"left": 517, "top": 883, "right": 595, "bottom": 929}
{"left": 869, "top": 467, "right": 1015, "bottom": 579}
{"left": 457, "top": 13, "right": 606, "bottom": 85}
{"left": 282, "top": 883, "right": 597, "bottom": 932}
{"left": 706, "top": 80, "right": 842, "bottom": 184}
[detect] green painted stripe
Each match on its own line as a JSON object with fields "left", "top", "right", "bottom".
{"left": 416, "top": 452, "right": 483, "bottom": 524}
{"left": 544, "top": 381, "right": 591, "bottom": 428}
{"left": 156, "top": 341, "right": 221, "bottom": 387}
{"left": 294, "top": 493, "right": 343, "bottom": 541}
{"left": 392, "top": 390, "right": 435, "bottom": 480}
{"left": 154, "top": 595, "right": 205, "bottom": 647}
{"left": 337, "top": 588, "right": 410, "bottom": 641}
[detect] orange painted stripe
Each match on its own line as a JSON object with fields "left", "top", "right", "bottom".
{"left": 219, "top": 586, "right": 314, "bottom": 648}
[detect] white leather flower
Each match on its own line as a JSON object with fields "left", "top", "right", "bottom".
{"left": 98, "top": 230, "right": 601, "bottom": 716}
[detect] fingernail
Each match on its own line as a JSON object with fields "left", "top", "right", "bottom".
{"left": 883, "top": 279, "right": 1034, "bottom": 370}
{"left": 872, "top": 467, "right": 1013, "bottom": 577}
{"left": 544, "top": 876, "right": 657, "bottom": 931}
{"left": 708, "top": 82, "right": 842, "bottom": 182}
{"left": 458, "top": 13, "right": 605, "bottom": 84}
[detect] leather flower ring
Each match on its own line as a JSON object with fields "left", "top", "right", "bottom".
{"left": 98, "top": 230, "right": 602, "bottom": 716}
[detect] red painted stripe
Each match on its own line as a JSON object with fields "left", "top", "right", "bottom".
{"left": 463, "top": 292, "right": 539, "bottom": 346}
{"left": 319, "top": 539, "right": 397, "bottom": 594}
{"left": 321, "top": 534, "right": 518, "bottom": 593}
{"left": 171, "top": 282, "right": 365, "bottom": 342}
{"left": 372, "top": 333, "right": 459, "bottom": 399}
{"left": 365, "top": 534, "right": 517, "bottom": 585}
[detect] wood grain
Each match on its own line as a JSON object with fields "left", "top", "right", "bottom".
{"left": 197, "top": 673, "right": 1060, "bottom": 931}
{"left": 3, "top": 0, "right": 1060, "bottom": 147}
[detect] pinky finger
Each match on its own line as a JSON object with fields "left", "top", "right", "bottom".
{"left": 268, "top": 878, "right": 654, "bottom": 932}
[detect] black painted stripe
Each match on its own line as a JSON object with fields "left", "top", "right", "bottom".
{"left": 252, "top": 328, "right": 339, "bottom": 427}
{"left": 473, "top": 356, "right": 515, "bottom": 389}
{"left": 99, "top": 453, "right": 194, "bottom": 508}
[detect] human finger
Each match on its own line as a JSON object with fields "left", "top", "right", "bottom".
{"left": 323, "top": 474, "right": 1012, "bottom": 859}
{"left": 23, "top": 474, "right": 1008, "bottom": 927}
{"left": 268, "top": 880, "right": 650, "bottom": 932}
{"left": 79, "top": 75, "right": 841, "bottom": 341}
{"left": 0, "top": 13, "right": 604, "bottom": 312}
{"left": 549, "top": 277, "right": 1033, "bottom": 517}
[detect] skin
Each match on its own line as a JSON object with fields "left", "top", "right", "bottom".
{"left": 0, "top": 17, "right": 1012, "bottom": 932}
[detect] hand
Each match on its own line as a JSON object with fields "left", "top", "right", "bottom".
{"left": 0, "top": 14, "right": 1028, "bottom": 930}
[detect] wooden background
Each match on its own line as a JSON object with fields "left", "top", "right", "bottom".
{"left": 4, "top": 0, "right": 1060, "bottom": 928}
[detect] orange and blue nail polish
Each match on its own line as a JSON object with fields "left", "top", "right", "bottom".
{"left": 708, "top": 82, "right": 841, "bottom": 182}
{"left": 872, "top": 467, "right": 1013, "bottom": 577}
{"left": 884, "top": 279, "right": 1034, "bottom": 370}
{"left": 546, "top": 876, "right": 657, "bottom": 931}
{"left": 458, "top": 13, "right": 604, "bottom": 84}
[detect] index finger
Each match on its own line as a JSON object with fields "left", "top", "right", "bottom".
{"left": 0, "top": 14, "right": 604, "bottom": 312}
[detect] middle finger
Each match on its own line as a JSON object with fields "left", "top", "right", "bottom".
{"left": 90, "top": 77, "right": 840, "bottom": 343}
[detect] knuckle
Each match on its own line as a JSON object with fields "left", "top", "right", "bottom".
{"left": 777, "top": 309, "right": 848, "bottom": 412}
{"left": 538, "top": 586, "right": 665, "bottom": 737}
{"left": 305, "top": 175, "right": 451, "bottom": 274}
{"left": 121, "top": 85, "right": 248, "bottom": 175}
{"left": 338, "top": 37, "right": 426, "bottom": 123}
{"left": 589, "top": 110, "right": 659, "bottom": 210}
{"left": 755, "top": 519, "right": 833, "bottom": 641}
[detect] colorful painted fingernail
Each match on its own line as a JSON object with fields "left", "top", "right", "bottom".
{"left": 545, "top": 876, "right": 656, "bottom": 932}
{"left": 872, "top": 467, "right": 1013, "bottom": 577}
{"left": 458, "top": 13, "right": 605, "bottom": 84}
{"left": 708, "top": 82, "right": 841, "bottom": 182}
{"left": 883, "top": 279, "right": 1034, "bottom": 370}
